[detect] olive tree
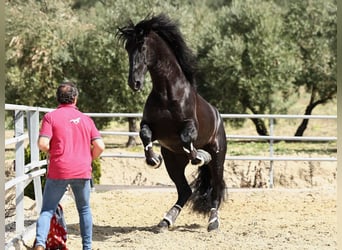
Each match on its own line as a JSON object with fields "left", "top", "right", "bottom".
{"left": 196, "top": 0, "right": 300, "bottom": 135}
{"left": 282, "top": 0, "right": 337, "bottom": 136}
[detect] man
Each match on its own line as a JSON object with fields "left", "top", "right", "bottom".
{"left": 34, "top": 82, "right": 105, "bottom": 250}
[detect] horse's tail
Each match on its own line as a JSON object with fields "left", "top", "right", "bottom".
{"left": 188, "top": 164, "right": 226, "bottom": 214}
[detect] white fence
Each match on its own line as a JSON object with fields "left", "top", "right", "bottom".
{"left": 4, "top": 104, "right": 337, "bottom": 248}
{"left": 5, "top": 105, "right": 48, "bottom": 249}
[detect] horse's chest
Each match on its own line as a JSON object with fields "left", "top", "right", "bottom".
{"left": 148, "top": 113, "right": 179, "bottom": 133}
{"left": 144, "top": 108, "right": 180, "bottom": 135}
{"left": 143, "top": 95, "right": 194, "bottom": 148}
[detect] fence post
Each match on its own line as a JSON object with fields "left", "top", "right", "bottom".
{"left": 27, "top": 109, "right": 43, "bottom": 213}
{"left": 14, "top": 110, "right": 25, "bottom": 234}
{"left": 269, "top": 118, "right": 274, "bottom": 188}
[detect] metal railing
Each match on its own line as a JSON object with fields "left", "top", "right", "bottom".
{"left": 95, "top": 112, "right": 336, "bottom": 188}
{"left": 5, "top": 105, "right": 47, "bottom": 249}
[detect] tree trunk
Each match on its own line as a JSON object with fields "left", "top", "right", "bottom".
{"left": 247, "top": 105, "right": 269, "bottom": 136}
{"left": 294, "top": 100, "right": 326, "bottom": 136}
{"left": 294, "top": 86, "right": 331, "bottom": 136}
{"left": 251, "top": 118, "right": 269, "bottom": 136}
{"left": 294, "top": 106, "right": 313, "bottom": 137}
{"left": 126, "top": 117, "right": 138, "bottom": 147}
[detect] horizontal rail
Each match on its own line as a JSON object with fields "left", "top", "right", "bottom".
{"left": 101, "top": 153, "right": 145, "bottom": 158}
{"left": 86, "top": 112, "right": 142, "bottom": 118}
{"left": 226, "top": 156, "right": 337, "bottom": 161}
{"left": 101, "top": 131, "right": 336, "bottom": 142}
{"left": 227, "top": 135, "right": 337, "bottom": 141}
{"left": 5, "top": 104, "right": 337, "bottom": 119}
{"left": 5, "top": 104, "right": 53, "bottom": 113}
{"left": 6, "top": 131, "right": 336, "bottom": 145}
{"left": 5, "top": 133, "right": 29, "bottom": 146}
{"left": 24, "top": 160, "right": 47, "bottom": 173}
{"left": 220, "top": 114, "right": 337, "bottom": 119}
{"left": 91, "top": 113, "right": 337, "bottom": 120}
{"left": 88, "top": 113, "right": 337, "bottom": 119}
{"left": 101, "top": 131, "right": 139, "bottom": 136}
{"left": 100, "top": 153, "right": 336, "bottom": 162}
{"left": 5, "top": 168, "right": 46, "bottom": 191}
{"left": 5, "top": 104, "right": 40, "bottom": 112}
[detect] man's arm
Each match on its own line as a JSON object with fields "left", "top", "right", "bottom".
{"left": 38, "top": 136, "right": 50, "bottom": 152}
{"left": 91, "top": 138, "right": 105, "bottom": 160}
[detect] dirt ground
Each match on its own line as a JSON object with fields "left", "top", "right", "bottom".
{"left": 6, "top": 150, "right": 337, "bottom": 249}
{"left": 46, "top": 156, "right": 336, "bottom": 250}
{"left": 56, "top": 188, "right": 337, "bottom": 250}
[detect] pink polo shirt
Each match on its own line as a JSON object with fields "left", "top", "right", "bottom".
{"left": 39, "top": 104, "right": 101, "bottom": 179}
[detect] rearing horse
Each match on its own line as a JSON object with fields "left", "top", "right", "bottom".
{"left": 117, "top": 13, "right": 227, "bottom": 231}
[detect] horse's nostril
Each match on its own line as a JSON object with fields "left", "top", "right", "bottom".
{"left": 135, "top": 81, "right": 141, "bottom": 90}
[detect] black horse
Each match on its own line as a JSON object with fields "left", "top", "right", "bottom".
{"left": 117, "top": 14, "right": 227, "bottom": 231}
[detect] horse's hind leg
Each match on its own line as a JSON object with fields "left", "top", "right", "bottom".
{"left": 207, "top": 132, "right": 227, "bottom": 231}
{"left": 157, "top": 147, "right": 191, "bottom": 230}
{"left": 207, "top": 161, "right": 226, "bottom": 232}
{"left": 140, "top": 122, "right": 162, "bottom": 168}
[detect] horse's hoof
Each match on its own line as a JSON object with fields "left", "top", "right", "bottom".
{"left": 191, "top": 149, "right": 212, "bottom": 166}
{"left": 207, "top": 219, "right": 219, "bottom": 232}
{"left": 146, "top": 155, "right": 163, "bottom": 169}
{"left": 207, "top": 208, "right": 219, "bottom": 231}
{"left": 157, "top": 219, "right": 169, "bottom": 232}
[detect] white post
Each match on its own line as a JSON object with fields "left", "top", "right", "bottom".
{"left": 27, "top": 110, "right": 43, "bottom": 214}
{"left": 15, "top": 110, "right": 25, "bottom": 234}
{"left": 0, "top": 12, "right": 5, "bottom": 245}
{"left": 269, "top": 118, "right": 274, "bottom": 188}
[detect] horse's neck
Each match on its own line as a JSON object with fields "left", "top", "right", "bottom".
{"left": 150, "top": 70, "right": 189, "bottom": 100}
{"left": 149, "top": 56, "right": 189, "bottom": 96}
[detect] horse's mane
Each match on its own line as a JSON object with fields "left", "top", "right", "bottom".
{"left": 117, "top": 13, "right": 197, "bottom": 86}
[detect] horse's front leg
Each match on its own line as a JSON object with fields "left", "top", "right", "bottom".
{"left": 180, "top": 120, "right": 212, "bottom": 166}
{"left": 140, "top": 123, "right": 163, "bottom": 168}
{"left": 157, "top": 148, "right": 192, "bottom": 232}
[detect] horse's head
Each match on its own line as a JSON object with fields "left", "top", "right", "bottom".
{"left": 117, "top": 20, "right": 156, "bottom": 92}
{"left": 117, "top": 14, "right": 197, "bottom": 91}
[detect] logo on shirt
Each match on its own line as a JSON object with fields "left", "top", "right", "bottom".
{"left": 70, "top": 117, "right": 81, "bottom": 124}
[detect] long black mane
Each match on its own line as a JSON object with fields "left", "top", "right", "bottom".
{"left": 117, "top": 14, "right": 197, "bottom": 86}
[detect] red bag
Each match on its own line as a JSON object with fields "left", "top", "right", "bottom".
{"left": 35, "top": 204, "right": 68, "bottom": 250}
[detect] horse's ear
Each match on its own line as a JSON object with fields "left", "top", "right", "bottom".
{"left": 116, "top": 26, "right": 134, "bottom": 43}
{"left": 116, "top": 20, "right": 135, "bottom": 40}
{"left": 116, "top": 27, "right": 126, "bottom": 42}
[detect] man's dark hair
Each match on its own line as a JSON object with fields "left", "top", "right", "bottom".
{"left": 56, "top": 82, "right": 79, "bottom": 104}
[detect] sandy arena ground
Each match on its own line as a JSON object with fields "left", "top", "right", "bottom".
{"left": 6, "top": 154, "right": 337, "bottom": 249}
{"left": 60, "top": 187, "right": 336, "bottom": 250}
{"left": 56, "top": 156, "right": 336, "bottom": 250}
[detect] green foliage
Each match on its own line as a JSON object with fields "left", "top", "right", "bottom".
{"left": 5, "top": 0, "right": 336, "bottom": 136}
{"left": 282, "top": 0, "right": 337, "bottom": 103}
{"left": 196, "top": 0, "right": 300, "bottom": 116}
{"left": 6, "top": 1, "right": 82, "bottom": 106}
{"left": 194, "top": 0, "right": 336, "bottom": 134}
{"left": 91, "top": 158, "right": 101, "bottom": 184}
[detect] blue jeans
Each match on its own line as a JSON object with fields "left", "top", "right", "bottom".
{"left": 35, "top": 178, "right": 92, "bottom": 250}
